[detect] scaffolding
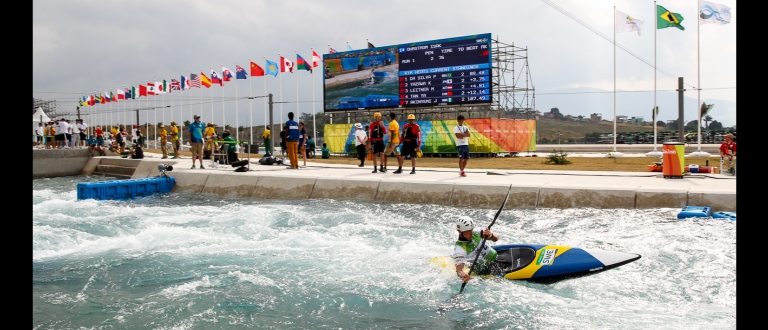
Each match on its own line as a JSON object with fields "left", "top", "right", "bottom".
{"left": 33, "top": 98, "right": 72, "bottom": 121}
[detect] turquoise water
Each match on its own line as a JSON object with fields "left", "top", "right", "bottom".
{"left": 33, "top": 175, "right": 736, "bottom": 329}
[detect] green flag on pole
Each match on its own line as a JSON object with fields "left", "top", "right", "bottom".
{"left": 657, "top": 4, "right": 684, "bottom": 31}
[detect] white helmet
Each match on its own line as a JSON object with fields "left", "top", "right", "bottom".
{"left": 456, "top": 217, "right": 474, "bottom": 232}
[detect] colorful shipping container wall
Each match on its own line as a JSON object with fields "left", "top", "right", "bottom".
{"left": 324, "top": 118, "right": 536, "bottom": 154}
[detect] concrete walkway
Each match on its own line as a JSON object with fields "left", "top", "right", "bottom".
{"left": 114, "top": 151, "right": 736, "bottom": 212}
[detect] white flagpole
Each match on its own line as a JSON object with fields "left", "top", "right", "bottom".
{"left": 312, "top": 47, "right": 317, "bottom": 145}
{"left": 210, "top": 68, "right": 214, "bottom": 122}
{"left": 612, "top": 7, "right": 617, "bottom": 153}
{"left": 648, "top": 1, "right": 662, "bottom": 157}
{"left": 279, "top": 53, "right": 283, "bottom": 124}
{"left": 234, "top": 64, "right": 239, "bottom": 143}
{"left": 691, "top": 0, "right": 710, "bottom": 157}
{"left": 221, "top": 65, "right": 226, "bottom": 134}
{"left": 162, "top": 78, "right": 165, "bottom": 142}
{"left": 263, "top": 56, "right": 267, "bottom": 130}
{"left": 249, "top": 59, "right": 253, "bottom": 148}
{"left": 154, "top": 79, "right": 157, "bottom": 145}
{"left": 295, "top": 51, "right": 300, "bottom": 121}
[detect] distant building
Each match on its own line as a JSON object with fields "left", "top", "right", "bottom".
{"left": 616, "top": 115, "right": 628, "bottom": 123}
{"left": 590, "top": 113, "right": 602, "bottom": 122}
{"left": 628, "top": 117, "right": 644, "bottom": 125}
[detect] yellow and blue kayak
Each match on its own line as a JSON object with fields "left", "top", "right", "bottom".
{"left": 431, "top": 244, "right": 641, "bottom": 284}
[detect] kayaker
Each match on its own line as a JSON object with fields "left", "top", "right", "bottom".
{"left": 452, "top": 217, "right": 499, "bottom": 283}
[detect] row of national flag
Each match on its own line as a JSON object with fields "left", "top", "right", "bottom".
{"left": 80, "top": 50, "right": 323, "bottom": 106}
{"left": 615, "top": 1, "right": 731, "bottom": 36}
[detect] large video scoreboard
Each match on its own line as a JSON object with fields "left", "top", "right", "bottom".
{"left": 323, "top": 33, "right": 492, "bottom": 112}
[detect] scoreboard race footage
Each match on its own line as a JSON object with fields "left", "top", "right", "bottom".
{"left": 323, "top": 33, "right": 492, "bottom": 112}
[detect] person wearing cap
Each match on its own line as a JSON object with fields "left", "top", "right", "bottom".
{"left": 159, "top": 123, "right": 168, "bottom": 159}
{"left": 368, "top": 112, "right": 387, "bottom": 173}
{"left": 719, "top": 133, "right": 736, "bottom": 175}
{"left": 354, "top": 122, "right": 368, "bottom": 167}
{"left": 283, "top": 112, "right": 300, "bottom": 169}
{"left": 452, "top": 217, "right": 499, "bottom": 283}
{"left": 77, "top": 119, "right": 88, "bottom": 148}
{"left": 454, "top": 115, "right": 471, "bottom": 177}
{"left": 170, "top": 121, "right": 180, "bottom": 158}
{"left": 395, "top": 114, "right": 421, "bottom": 174}
{"left": 204, "top": 123, "right": 218, "bottom": 153}
{"left": 188, "top": 114, "right": 206, "bottom": 169}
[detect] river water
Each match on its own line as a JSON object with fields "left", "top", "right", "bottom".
{"left": 33, "top": 175, "right": 736, "bottom": 330}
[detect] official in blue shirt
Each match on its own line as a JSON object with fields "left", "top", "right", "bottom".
{"left": 188, "top": 114, "right": 206, "bottom": 169}
{"left": 283, "top": 112, "right": 300, "bottom": 169}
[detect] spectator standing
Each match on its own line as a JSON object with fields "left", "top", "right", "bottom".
{"left": 298, "top": 122, "right": 308, "bottom": 167}
{"left": 48, "top": 122, "right": 57, "bottom": 149}
{"left": 170, "top": 121, "right": 180, "bottom": 159}
{"left": 321, "top": 143, "right": 330, "bottom": 159}
{"left": 454, "top": 115, "right": 471, "bottom": 177}
{"left": 263, "top": 127, "right": 271, "bottom": 155}
{"left": 159, "top": 124, "right": 168, "bottom": 159}
{"left": 283, "top": 112, "right": 300, "bottom": 169}
{"left": 354, "top": 123, "right": 368, "bottom": 167}
{"left": 77, "top": 120, "right": 88, "bottom": 148}
{"left": 117, "top": 126, "right": 128, "bottom": 154}
{"left": 204, "top": 123, "right": 217, "bottom": 153}
{"left": 131, "top": 125, "right": 138, "bottom": 145}
{"left": 71, "top": 120, "right": 81, "bottom": 148}
{"left": 383, "top": 112, "right": 401, "bottom": 173}
{"left": 35, "top": 123, "right": 44, "bottom": 148}
{"left": 95, "top": 126, "right": 103, "bottom": 140}
{"left": 369, "top": 112, "right": 387, "bottom": 173}
{"left": 188, "top": 114, "right": 206, "bottom": 169}
{"left": 395, "top": 114, "right": 421, "bottom": 174}
{"left": 57, "top": 118, "right": 70, "bottom": 149}
{"left": 719, "top": 133, "right": 736, "bottom": 175}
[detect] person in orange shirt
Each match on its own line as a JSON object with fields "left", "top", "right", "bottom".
{"left": 718, "top": 133, "right": 736, "bottom": 175}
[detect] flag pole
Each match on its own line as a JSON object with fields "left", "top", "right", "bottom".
{"left": 162, "top": 78, "right": 166, "bottom": 143}
{"left": 263, "top": 56, "right": 268, "bottom": 131}
{"left": 234, "top": 63, "right": 239, "bottom": 144}
{"left": 154, "top": 79, "right": 157, "bottom": 146}
{"left": 210, "top": 68, "right": 214, "bottom": 122}
{"left": 249, "top": 59, "right": 253, "bottom": 148}
{"left": 690, "top": 1, "right": 710, "bottom": 157}
{"left": 279, "top": 53, "right": 283, "bottom": 124}
{"left": 647, "top": 1, "right": 662, "bottom": 157}
{"left": 312, "top": 47, "right": 317, "bottom": 146}
{"left": 221, "top": 65, "right": 226, "bottom": 134}
{"left": 295, "top": 50, "right": 299, "bottom": 121}
{"left": 612, "top": 7, "right": 617, "bottom": 154}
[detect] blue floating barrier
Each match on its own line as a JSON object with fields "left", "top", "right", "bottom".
{"left": 77, "top": 176, "right": 175, "bottom": 201}
{"left": 712, "top": 211, "right": 736, "bottom": 221}
{"left": 677, "top": 206, "right": 713, "bottom": 219}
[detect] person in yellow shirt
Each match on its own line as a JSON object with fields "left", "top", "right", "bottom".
{"left": 263, "top": 127, "right": 271, "bottom": 155}
{"left": 170, "top": 121, "right": 180, "bottom": 159}
{"left": 382, "top": 112, "right": 400, "bottom": 172}
{"left": 159, "top": 124, "right": 168, "bottom": 159}
{"left": 111, "top": 126, "right": 119, "bottom": 138}
{"left": 204, "top": 123, "right": 217, "bottom": 152}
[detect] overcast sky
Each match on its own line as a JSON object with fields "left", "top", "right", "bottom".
{"left": 33, "top": 0, "right": 736, "bottom": 128}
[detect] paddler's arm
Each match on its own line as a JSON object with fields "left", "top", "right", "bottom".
{"left": 482, "top": 228, "right": 499, "bottom": 242}
{"left": 455, "top": 263, "right": 471, "bottom": 283}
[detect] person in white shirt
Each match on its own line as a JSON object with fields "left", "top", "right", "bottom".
{"left": 354, "top": 123, "right": 368, "bottom": 167}
{"left": 454, "top": 115, "right": 471, "bottom": 177}
{"left": 57, "top": 118, "right": 70, "bottom": 149}
{"left": 71, "top": 120, "right": 81, "bottom": 148}
{"left": 77, "top": 120, "right": 88, "bottom": 148}
{"left": 35, "top": 123, "right": 44, "bottom": 148}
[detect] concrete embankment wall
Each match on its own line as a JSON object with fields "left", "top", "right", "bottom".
{"left": 162, "top": 171, "right": 735, "bottom": 211}
{"left": 33, "top": 152, "right": 736, "bottom": 211}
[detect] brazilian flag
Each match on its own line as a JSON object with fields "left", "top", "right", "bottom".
{"left": 657, "top": 5, "right": 684, "bottom": 31}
